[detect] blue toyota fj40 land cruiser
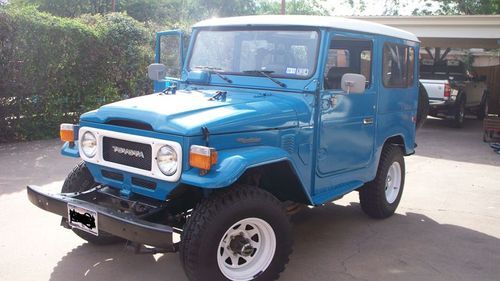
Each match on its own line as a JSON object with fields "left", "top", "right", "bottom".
{"left": 28, "top": 15, "right": 425, "bottom": 281}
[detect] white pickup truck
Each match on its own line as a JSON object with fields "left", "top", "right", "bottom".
{"left": 420, "top": 59, "right": 488, "bottom": 127}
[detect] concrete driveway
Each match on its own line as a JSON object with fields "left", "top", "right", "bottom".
{"left": 1, "top": 118, "right": 499, "bottom": 281}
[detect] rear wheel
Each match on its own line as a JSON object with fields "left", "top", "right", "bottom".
{"left": 359, "top": 145, "right": 405, "bottom": 219}
{"left": 180, "top": 186, "right": 292, "bottom": 281}
{"left": 416, "top": 82, "right": 429, "bottom": 130}
{"left": 62, "top": 162, "right": 124, "bottom": 245}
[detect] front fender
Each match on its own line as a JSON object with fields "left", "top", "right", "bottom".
{"left": 180, "top": 146, "right": 291, "bottom": 189}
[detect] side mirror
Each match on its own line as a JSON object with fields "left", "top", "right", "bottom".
{"left": 341, "top": 73, "right": 366, "bottom": 94}
{"left": 148, "top": 63, "right": 167, "bottom": 81}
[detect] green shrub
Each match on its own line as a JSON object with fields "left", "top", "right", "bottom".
{"left": 0, "top": 6, "right": 153, "bottom": 142}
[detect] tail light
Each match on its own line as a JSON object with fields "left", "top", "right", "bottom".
{"left": 444, "top": 83, "right": 451, "bottom": 98}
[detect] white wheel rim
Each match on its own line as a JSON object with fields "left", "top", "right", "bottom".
{"left": 385, "top": 162, "right": 402, "bottom": 204}
{"left": 217, "top": 218, "right": 276, "bottom": 281}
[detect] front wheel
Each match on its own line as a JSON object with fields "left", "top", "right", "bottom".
{"left": 180, "top": 186, "right": 292, "bottom": 281}
{"left": 359, "top": 145, "right": 405, "bottom": 219}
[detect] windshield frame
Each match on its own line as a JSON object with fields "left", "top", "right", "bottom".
{"left": 186, "top": 26, "right": 322, "bottom": 81}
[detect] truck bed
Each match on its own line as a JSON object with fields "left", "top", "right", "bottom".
{"left": 420, "top": 79, "right": 448, "bottom": 101}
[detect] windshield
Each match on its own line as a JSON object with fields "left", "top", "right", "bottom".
{"left": 188, "top": 29, "right": 320, "bottom": 79}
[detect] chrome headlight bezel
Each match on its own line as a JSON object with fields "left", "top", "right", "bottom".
{"left": 156, "top": 145, "right": 178, "bottom": 176}
{"left": 80, "top": 131, "right": 97, "bottom": 158}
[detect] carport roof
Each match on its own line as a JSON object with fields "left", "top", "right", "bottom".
{"left": 350, "top": 15, "right": 500, "bottom": 48}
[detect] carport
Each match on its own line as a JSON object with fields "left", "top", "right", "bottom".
{"left": 351, "top": 15, "right": 500, "bottom": 113}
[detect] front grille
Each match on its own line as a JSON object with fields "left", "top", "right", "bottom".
{"left": 102, "top": 137, "right": 152, "bottom": 171}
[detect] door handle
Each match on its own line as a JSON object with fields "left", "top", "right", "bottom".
{"left": 363, "top": 117, "right": 374, "bottom": 125}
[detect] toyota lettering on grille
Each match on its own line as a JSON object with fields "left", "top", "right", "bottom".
{"left": 111, "top": 145, "right": 145, "bottom": 159}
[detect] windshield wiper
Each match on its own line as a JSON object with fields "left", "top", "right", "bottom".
{"left": 242, "top": 70, "right": 286, "bottom": 88}
{"left": 192, "top": 66, "right": 232, "bottom": 83}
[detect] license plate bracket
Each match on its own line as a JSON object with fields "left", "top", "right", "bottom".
{"left": 67, "top": 203, "right": 99, "bottom": 236}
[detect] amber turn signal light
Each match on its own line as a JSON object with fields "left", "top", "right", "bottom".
{"left": 189, "top": 145, "right": 218, "bottom": 171}
{"left": 60, "top": 123, "right": 75, "bottom": 142}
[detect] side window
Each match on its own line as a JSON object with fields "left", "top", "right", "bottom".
{"left": 408, "top": 47, "right": 415, "bottom": 85}
{"left": 326, "top": 49, "right": 350, "bottom": 68}
{"left": 160, "top": 36, "right": 181, "bottom": 78}
{"left": 360, "top": 50, "right": 372, "bottom": 86}
{"left": 382, "top": 43, "right": 415, "bottom": 88}
{"left": 324, "top": 38, "right": 372, "bottom": 90}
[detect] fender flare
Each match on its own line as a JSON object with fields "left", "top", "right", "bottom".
{"left": 180, "top": 146, "right": 294, "bottom": 189}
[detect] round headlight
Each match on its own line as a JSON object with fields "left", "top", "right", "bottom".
{"left": 156, "top": 145, "right": 178, "bottom": 176}
{"left": 81, "top": 131, "right": 97, "bottom": 158}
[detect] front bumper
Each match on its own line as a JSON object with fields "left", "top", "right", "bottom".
{"left": 27, "top": 185, "right": 177, "bottom": 249}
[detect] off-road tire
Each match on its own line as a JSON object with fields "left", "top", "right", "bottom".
{"left": 359, "top": 145, "right": 405, "bottom": 219}
{"left": 62, "top": 161, "right": 123, "bottom": 245}
{"left": 180, "top": 185, "right": 293, "bottom": 281}
{"left": 453, "top": 95, "right": 466, "bottom": 128}
{"left": 416, "top": 82, "right": 429, "bottom": 130}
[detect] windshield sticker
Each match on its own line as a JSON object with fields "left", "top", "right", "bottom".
{"left": 286, "top": 67, "right": 297, "bottom": 75}
{"left": 296, "top": 68, "right": 309, "bottom": 76}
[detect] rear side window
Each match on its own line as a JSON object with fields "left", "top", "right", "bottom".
{"left": 382, "top": 43, "right": 415, "bottom": 88}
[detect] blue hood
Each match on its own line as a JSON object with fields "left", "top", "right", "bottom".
{"left": 80, "top": 89, "right": 307, "bottom": 136}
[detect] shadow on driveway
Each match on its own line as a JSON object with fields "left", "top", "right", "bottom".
{"left": 49, "top": 203, "right": 500, "bottom": 281}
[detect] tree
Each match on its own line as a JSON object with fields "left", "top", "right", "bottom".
{"left": 256, "top": 0, "right": 333, "bottom": 16}
{"left": 348, "top": 0, "right": 498, "bottom": 16}
{"left": 9, "top": 0, "right": 114, "bottom": 17}
{"left": 345, "top": 0, "right": 367, "bottom": 14}
{"left": 412, "top": 0, "right": 499, "bottom": 15}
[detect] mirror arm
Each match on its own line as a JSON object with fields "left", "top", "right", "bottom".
{"left": 344, "top": 80, "right": 355, "bottom": 94}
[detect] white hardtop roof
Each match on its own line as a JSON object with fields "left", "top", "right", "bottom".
{"left": 193, "top": 15, "right": 419, "bottom": 42}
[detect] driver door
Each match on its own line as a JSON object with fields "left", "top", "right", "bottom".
{"left": 316, "top": 34, "right": 377, "bottom": 179}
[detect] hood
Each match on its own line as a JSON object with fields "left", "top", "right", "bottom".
{"left": 80, "top": 89, "right": 306, "bottom": 136}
